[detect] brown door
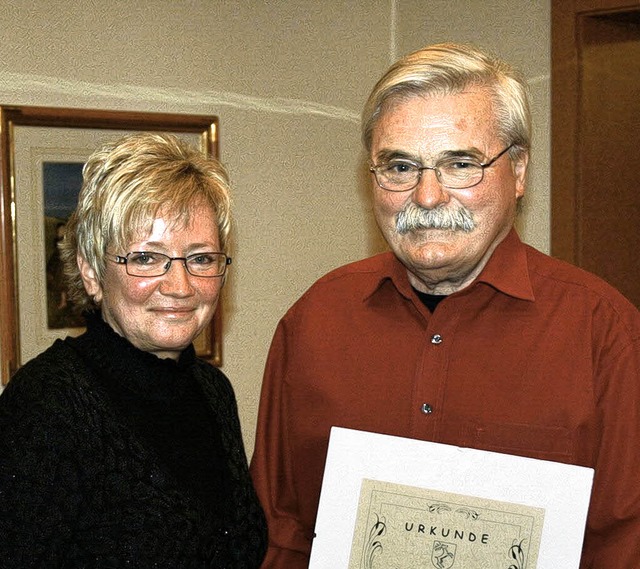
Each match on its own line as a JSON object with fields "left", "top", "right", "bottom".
{"left": 552, "top": 0, "right": 640, "bottom": 307}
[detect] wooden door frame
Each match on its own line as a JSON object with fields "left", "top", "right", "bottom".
{"left": 551, "top": 0, "right": 640, "bottom": 264}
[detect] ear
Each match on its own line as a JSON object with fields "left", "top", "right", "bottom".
{"left": 77, "top": 254, "right": 103, "bottom": 304}
{"left": 512, "top": 151, "right": 529, "bottom": 199}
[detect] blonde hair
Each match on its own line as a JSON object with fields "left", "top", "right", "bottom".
{"left": 61, "top": 132, "right": 232, "bottom": 311}
{"left": 362, "top": 43, "right": 531, "bottom": 161}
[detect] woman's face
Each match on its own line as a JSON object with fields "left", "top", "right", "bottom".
{"left": 79, "top": 201, "right": 224, "bottom": 360}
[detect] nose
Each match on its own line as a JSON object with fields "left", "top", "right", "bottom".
{"left": 412, "top": 167, "right": 450, "bottom": 209}
{"left": 159, "top": 260, "right": 195, "bottom": 297}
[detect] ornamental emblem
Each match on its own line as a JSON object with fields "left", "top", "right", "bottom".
{"left": 431, "top": 541, "right": 456, "bottom": 569}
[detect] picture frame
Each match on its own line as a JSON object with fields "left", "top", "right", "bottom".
{"left": 0, "top": 105, "right": 222, "bottom": 384}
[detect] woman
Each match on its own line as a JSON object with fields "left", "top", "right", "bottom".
{"left": 0, "top": 133, "right": 267, "bottom": 567}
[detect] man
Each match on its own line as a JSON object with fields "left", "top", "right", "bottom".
{"left": 250, "top": 43, "right": 640, "bottom": 568}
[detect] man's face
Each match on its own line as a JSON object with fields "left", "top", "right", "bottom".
{"left": 370, "top": 89, "right": 528, "bottom": 294}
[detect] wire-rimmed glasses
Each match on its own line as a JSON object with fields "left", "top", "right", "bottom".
{"left": 369, "top": 145, "right": 514, "bottom": 192}
{"left": 114, "top": 251, "right": 232, "bottom": 278}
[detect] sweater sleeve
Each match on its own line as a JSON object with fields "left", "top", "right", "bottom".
{"left": 0, "top": 367, "right": 83, "bottom": 567}
{"left": 195, "top": 360, "right": 269, "bottom": 566}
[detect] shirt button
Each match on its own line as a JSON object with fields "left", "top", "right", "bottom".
{"left": 421, "top": 403, "right": 433, "bottom": 414}
{"left": 431, "top": 334, "right": 443, "bottom": 344}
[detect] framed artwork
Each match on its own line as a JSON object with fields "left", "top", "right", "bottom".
{"left": 0, "top": 106, "right": 222, "bottom": 383}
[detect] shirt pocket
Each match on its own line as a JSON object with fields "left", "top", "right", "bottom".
{"left": 468, "top": 421, "right": 574, "bottom": 462}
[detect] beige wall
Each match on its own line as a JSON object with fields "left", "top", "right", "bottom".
{"left": 0, "top": 0, "right": 550, "bottom": 453}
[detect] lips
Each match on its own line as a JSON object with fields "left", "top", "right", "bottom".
{"left": 151, "top": 306, "right": 197, "bottom": 316}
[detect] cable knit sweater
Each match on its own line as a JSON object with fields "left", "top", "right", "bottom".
{"left": 0, "top": 314, "right": 267, "bottom": 568}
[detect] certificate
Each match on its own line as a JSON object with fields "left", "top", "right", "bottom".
{"left": 309, "top": 427, "right": 594, "bottom": 569}
{"left": 349, "top": 479, "right": 544, "bottom": 568}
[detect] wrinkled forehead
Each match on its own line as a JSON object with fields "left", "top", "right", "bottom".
{"left": 371, "top": 90, "right": 500, "bottom": 156}
{"left": 377, "top": 86, "right": 496, "bottom": 126}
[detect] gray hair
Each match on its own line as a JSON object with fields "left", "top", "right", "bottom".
{"left": 362, "top": 43, "right": 531, "bottom": 161}
{"left": 60, "top": 132, "right": 232, "bottom": 312}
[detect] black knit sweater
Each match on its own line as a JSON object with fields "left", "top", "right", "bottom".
{"left": 0, "top": 314, "right": 267, "bottom": 568}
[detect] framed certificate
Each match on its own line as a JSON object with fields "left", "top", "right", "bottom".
{"left": 310, "top": 427, "right": 594, "bottom": 569}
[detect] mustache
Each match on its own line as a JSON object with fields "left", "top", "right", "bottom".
{"left": 395, "top": 203, "right": 475, "bottom": 235}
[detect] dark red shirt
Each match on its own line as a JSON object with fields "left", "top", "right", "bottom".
{"left": 251, "top": 229, "right": 640, "bottom": 568}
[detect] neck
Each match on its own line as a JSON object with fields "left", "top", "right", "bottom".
{"left": 406, "top": 229, "right": 510, "bottom": 295}
{"left": 407, "top": 267, "right": 480, "bottom": 295}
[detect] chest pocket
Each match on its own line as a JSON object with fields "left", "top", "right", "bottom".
{"left": 440, "top": 420, "right": 574, "bottom": 463}
{"left": 474, "top": 421, "right": 573, "bottom": 462}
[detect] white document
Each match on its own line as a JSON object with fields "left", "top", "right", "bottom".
{"left": 309, "top": 427, "right": 594, "bottom": 569}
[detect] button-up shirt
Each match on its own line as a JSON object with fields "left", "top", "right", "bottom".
{"left": 250, "top": 229, "right": 640, "bottom": 569}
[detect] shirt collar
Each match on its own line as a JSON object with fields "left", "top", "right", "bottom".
{"left": 474, "top": 228, "right": 535, "bottom": 301}
{"left": 365, "top": 228, "right": 535, "bottom": 302}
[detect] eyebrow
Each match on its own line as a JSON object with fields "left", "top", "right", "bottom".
{"left": 441, "top": 148, "right": 485, "bottom": 160}
{"left": 373, "top": 150, "right": 418, "bottom": 164}
{"left": 131, "top": 241, "right": 217, "bottom": 252}
{"left": 374, "top": 147, "right": 486, "bottom": 164}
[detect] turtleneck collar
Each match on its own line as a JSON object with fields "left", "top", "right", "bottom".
{"left": 68, "top": 311, "right": 198, "bottom": 399}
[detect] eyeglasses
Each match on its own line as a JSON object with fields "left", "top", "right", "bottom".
{"left": 369, "top": 145, "right": 514, "bottom": 192}
{"left": 113, "top": 251, "right": 232, "bottom": 278}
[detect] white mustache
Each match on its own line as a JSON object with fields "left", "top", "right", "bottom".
{"left": 396, "top": 203, "right": 475, "bottom": 235}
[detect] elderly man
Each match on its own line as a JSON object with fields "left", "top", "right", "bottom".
{"left": 250, "top": 43, "right": 640, "bottom": 568}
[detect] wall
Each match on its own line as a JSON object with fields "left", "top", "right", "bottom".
{"left": 0, "top": 0, "right": 550, "bottom": 453}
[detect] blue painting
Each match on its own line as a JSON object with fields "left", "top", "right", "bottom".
{"left": 43, "top": 162, "right": 85, "bottom": 329}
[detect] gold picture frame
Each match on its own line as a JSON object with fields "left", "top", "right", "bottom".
{"left": 0, "top": 105, "right": 222, "bottom": 384}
